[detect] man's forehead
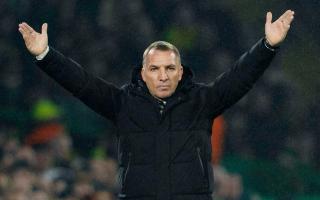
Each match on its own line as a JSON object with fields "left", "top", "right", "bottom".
{"left": 147, "top": 49, "right": 176, "bottom": 57}
{"left": 145, "top": 49, "right": 178, "bottom": 65}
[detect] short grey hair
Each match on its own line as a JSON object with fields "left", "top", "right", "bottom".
{"left": 142, "top": 41, "right": 181, "bottom": 66}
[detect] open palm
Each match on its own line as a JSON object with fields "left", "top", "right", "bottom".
{"left": 18, "top": 22, "right": 48, "bottom": 56}
{"left": 265, "top": 10, "right": 295, "bottom": 46}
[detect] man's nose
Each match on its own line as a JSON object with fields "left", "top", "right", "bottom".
{"left": 159, "top": 69, "right": 169, "bottom": 81}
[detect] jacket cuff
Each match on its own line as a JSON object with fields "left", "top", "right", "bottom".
{"left": 35, "top": 46, "right": 50, "bottom": 60}
{"left": 263, "top": 38, "right": 280, "bottom": 52}
{"left": 34, "top": 46, "right": 59, "bottom": 69}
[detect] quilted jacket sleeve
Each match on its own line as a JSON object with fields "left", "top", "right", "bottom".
{"left": 35, "top": 47, "right": 122, "bottom": 122}
{"left": 206, "top": 38, "right": 277, "bottom": 118}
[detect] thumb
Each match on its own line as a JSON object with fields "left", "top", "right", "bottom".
{"left": 266, "top": 12, "right": 272, "bottom": 25}
{"left": 41, "top": 23, "right": 48, "bottom": 34}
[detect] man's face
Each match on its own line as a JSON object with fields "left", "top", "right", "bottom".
{"left": 141, "top": 49, "right": 183, "bottom": 99}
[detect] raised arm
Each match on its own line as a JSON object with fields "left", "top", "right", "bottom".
{"left": 206, "top": 10, "right": 295, "bottom": 117}
{"left": 18, "top": 23, "right": 122, "bottom": 122}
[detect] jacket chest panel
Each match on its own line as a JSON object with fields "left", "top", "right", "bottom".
{"left": 117, "top": 98, "right": 161, "bottom": 132}
{"left": 171, "top": 107, "right": 200, "bottom": 129}
{"left": 169, "top": 96, "right": 210, "bottom": 131}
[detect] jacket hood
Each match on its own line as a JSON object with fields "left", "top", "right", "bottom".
{"left": 130, "top": 65, "right": 195, "bottom": 94}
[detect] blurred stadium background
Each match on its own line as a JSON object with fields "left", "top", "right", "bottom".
{"left": 1, "top": 0, "right": 320, "bottom": 199}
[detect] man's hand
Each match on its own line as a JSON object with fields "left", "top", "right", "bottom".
{"left": 18, "top": 22, "right": 48, "bottom": 56}
{"left": 265, "top": 10, "right": 295, "bottom": 47}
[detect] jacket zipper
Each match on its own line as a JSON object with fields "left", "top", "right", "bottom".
{"left": 123, "top": 152, "right": 132, "bottom": 185}
{"left": 197, "top": 147, "right": 205, "bottom": 177}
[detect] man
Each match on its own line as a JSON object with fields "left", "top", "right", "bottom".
{"left": 19, "top": 10, "right": 294, "bottom": 200}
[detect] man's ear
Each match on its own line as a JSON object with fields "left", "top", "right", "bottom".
{"left": 141, "top": 67, "right": 146, "bottom": 82}
{"left": 179, "top": 65, "right": 183, "bottom": 81}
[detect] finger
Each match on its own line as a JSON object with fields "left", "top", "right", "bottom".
{"left": 278, "top": 10, "right": 291, "bottom": 22}
{"left": 18, "top": 26, "right": 27, "bottom": 34}
{"left": 18, "top": 28, "right": 31, "bottom": 42}
{"left": 287, "top": 15, "right": 294, "bottom": 26}
{"left": 284, "top": 11, "right": 295, "bottom": 25}
{"left": 18, "top": 24, "right": 26, "bottom": 33}
{"left": 41, "top": 23, "right": 48, "bottom": 34}
{"left": 282, "top": 15, "right": 294, "bottom": 29}
{"left": 22, "top": 22, "right": 36, "bottom": 33}
{"left": 283, "top": 11, "right": 294, "bottom": 20}
{"left": 19, "top": 23, "right": 30, "bottom": 34}
{"left": 280, "top": 20, "right": 290, "bottom": 30}
{"left": 18, "top": 27, "right": 26, "bottom": 36}
{"left": 281, "top": 10, "right": 294, "bottom": 22}
{"left": 266, "top": 12, "right": 272, "bottom": 25}
{"left": 283, "top": 10, "right": 293, "bottom": 17}
{"left": 279, "top": 10, "right": 295, "bottom": 29}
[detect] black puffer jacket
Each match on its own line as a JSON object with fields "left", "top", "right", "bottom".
{"left": 36, "top": 38, "right": 276, "bottom": 200}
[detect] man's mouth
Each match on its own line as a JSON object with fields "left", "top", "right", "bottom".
{"left": 157, "top": 85, "right": 170, "bottom": 90}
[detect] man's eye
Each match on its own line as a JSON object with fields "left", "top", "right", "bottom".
{"left": 167, "top": 67, "right": 175, "bottom": 71}
{"left": 150, "top": 68, "right": 157, "bottom": 71}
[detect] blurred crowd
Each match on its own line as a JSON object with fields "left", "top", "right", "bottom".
{"left": 1, "top": 0, "right": 320, "bottom": 199}
{"left": 0, "top": 118, "right": 118, "bottom": 199}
